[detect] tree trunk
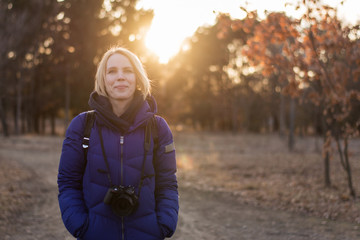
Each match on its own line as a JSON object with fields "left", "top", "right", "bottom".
{"left": 34, "top": 113, "right": 40, "bottom": 134}
{"left": 336, "top": 137, "right": 356, "bottom": 198}
{"left": 231, "top": 94, "right": 239, "bottom": 133}
{"left": 21, "top": 106, "right": 26, "bottom": 134}
{"left": 15, "top": 76, "right": 22, "bottom": 135}
{"left": 322, "top": 116, "right": 331, "bottom": 187}
{"left": 41, "top": 114, "right": 46, "bottom": 134}
{"left": 279, "top": 93, "right": 286, "bottom": 136}
{"left": 50, "top": 111, "right": 56, "bottom": 135}
{"left": 288, "top": 97, "right": 296, "bottom": 151}
{"left": 0, "top": 97, "right": 9, "bottom": 137}
{"left": 28, "top": 70, "right": 36, "bottom": 133}
{"left": 343, "top": 138, "right": 356, "bottom": 198}
{"left": 64, "top": 75, "right": 71, "bottom": 133}
{"left": 324, "top": 151, "right": 331, "bottom": 187}
{"left": 27, "top": 108, "right": 33, "bottom": 133}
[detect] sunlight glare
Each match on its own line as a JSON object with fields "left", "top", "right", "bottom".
{"left": 177, "top": 154, "right": 194, "bottom": 170}
{"left": 144, "top": 16, "right": 190, "bottom": 64}
{"left": 138, "top": 0, "right": 359, "bottom": 64}
{"left": 139, "top": 0, "right": 245, "bottom": 63}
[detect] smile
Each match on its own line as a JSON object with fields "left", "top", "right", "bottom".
{"left": 114, "top": 85, "right": 128, "bottom": 90}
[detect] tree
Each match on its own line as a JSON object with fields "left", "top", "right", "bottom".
{"left": 217, "top": 0, "right": 360, "bottom": 197}
{"left": 297, "top": 0, "right": 360, "bottom": 197}
{"left": 218, "top": 10, "right": 302, "bottom": 147}
{"left": 0, "top": 0, "right": 59, "bottom": 135}
{"left": 164, "top": 21, "right": 235, "bottom": 130}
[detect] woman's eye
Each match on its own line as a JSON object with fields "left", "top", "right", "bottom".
{"left": 124, "top": 68, "right": 133, "bottom": 73}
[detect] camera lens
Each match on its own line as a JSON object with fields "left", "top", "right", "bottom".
{"left": 118, "top": 198, "right": 131, "bottom": 209}
{"left": 104, "top": 185, "right": 139, "bottom": 217}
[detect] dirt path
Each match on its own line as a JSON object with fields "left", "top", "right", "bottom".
{"left": 0, "top": 136, "right": 359, "bottom": 240}
{"left": 0, "top": 136, "right": 72, "bottom": 240}
{"left": 172, "top": 187, "right": 359, "bottom": 240}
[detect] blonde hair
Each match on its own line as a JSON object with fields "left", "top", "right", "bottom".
{"left": 94, "top": 46, "right": 151, "bottom": 99}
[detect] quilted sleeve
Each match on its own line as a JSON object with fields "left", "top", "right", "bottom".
{"left": 154, "top": 116, "right": 179, "bottom": 238}
{"left": 57, "top": 113, "right": 89, "bottom": 238}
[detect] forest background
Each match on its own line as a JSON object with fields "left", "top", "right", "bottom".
{"left": 0, "top": 0, "right": 360, "bottom": 226}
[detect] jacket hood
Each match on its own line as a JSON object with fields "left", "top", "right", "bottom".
{"left": 88, "top": 91, "right": 157, "bottom": 133}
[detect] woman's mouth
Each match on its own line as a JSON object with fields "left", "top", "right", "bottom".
{"left": 114, "top": 85, "right": 128, "bottom": 90}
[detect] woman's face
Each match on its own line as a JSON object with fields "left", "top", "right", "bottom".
{"left": 105, "top": 53, "right": 136, "bottom": 102}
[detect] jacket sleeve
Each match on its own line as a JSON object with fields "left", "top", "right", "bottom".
{"left": 154, "top": 116, "right": 179, "bottom": 238}
{"left": 57, "top": 113, "right": 89, "bottom": 238}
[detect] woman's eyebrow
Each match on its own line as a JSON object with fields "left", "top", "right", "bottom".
{"left": 123, "top": 65, "right": 133, "bottom": 69}
{"left": 106, "top": 66, "right": 116, "bottom": 71}
{"left": 107, "top": 64, "right": 133, "bottom": 69}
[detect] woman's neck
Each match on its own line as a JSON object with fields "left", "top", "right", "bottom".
{"left": 109, "top": 97, "right": 133, "bottom": 117}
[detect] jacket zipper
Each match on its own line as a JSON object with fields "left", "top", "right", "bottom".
{"left": 120, "top": 135, "right": 125, "bottom": 240}
{"left": 120, "top": 135, "right": 124, "bottom": 185}
{"left": 122, "top": 217, "right": 125, "bottom": 240}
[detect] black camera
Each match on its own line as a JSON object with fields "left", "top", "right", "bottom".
{"left": 103, "top": 185, "right": 139, "bottom": 217}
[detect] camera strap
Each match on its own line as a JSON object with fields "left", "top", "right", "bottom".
{"left": 97, "top": 116, "right": 157, "bottom": 197}
{"left": 137, "top": 117, "right": 153, "bottom": 198}
{"left": 97, "top": 125, "right": 114, "bottom": 186}
{"left": 82, "top": 110, "right": 96, "bottom": 172}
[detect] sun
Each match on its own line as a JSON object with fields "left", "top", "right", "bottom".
{"left": 141, "top": 0, "right": 218, "bottom": 64}
{"left": 145, "top": 21, "right": 186, "bottom": 64}
{"left": 140, "top": 0, "right": 245, "bottom": 64}
{"left": 144, "top": 6, "right": 201, "bottom": 64}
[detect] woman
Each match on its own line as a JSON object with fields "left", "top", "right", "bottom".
{"left": 57, "top": 47, "right": 179, "bottom": 240}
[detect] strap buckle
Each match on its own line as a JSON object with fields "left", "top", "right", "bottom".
{"left": 82, "top": 137, "right": 90, "bottom": 149}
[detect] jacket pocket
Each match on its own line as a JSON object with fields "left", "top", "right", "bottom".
{"left": 157, "top": 222, "right": 166, "bottom": 239}
{"left": 77, "top": 215, "right": 90, "bottom": 239}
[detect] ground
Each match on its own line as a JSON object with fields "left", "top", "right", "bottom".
{"left": 0, "top": 133, "right": 359, "bottom": 239}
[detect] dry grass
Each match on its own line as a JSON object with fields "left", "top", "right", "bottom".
{"left": 174, "top": 131, "right": 360, "bottom": 224}
{"left": 0, "top": 132, "right": 359, "bottom": 226}
{"left": 0, "top": 157, "right": 34, "bottom": 222}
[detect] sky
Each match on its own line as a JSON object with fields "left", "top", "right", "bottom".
{"left": 137, "top": 0, "right": 360, "bottom": 63}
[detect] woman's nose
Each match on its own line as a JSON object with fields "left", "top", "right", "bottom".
{"left": 117, "top": 71, "right": 125, "bottom": 80}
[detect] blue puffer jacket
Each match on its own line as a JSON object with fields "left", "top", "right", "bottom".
{"left": 57, "top": 96, "right": 179, "bottom": 240}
